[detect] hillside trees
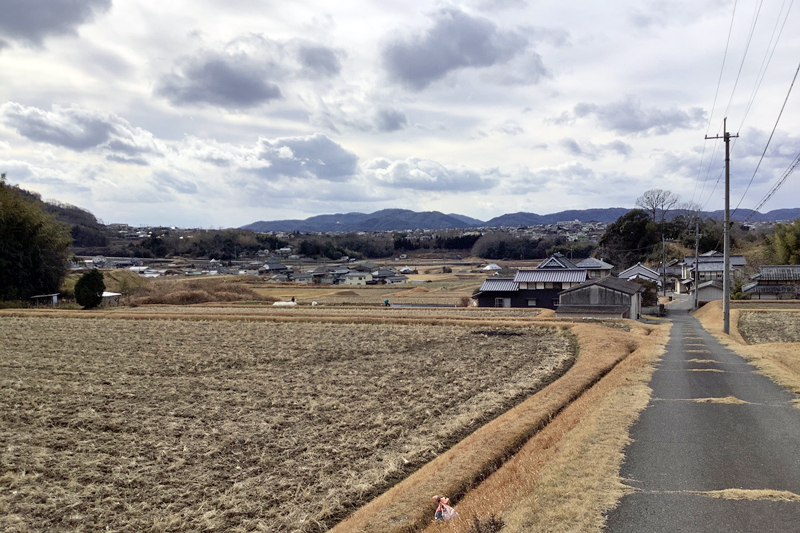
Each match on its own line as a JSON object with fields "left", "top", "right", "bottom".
{"left": 598, "top": 209, "right": 660, "bottom": 269}
{"left": 770, "top": 218, "right": 800, "bottom": 264}
{"left": 0, "top": 174, "right": 72, "bottom": 300}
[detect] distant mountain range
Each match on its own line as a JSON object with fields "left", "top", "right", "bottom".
{"left": 241, "top": 207, "right": 800, "bottom": 233}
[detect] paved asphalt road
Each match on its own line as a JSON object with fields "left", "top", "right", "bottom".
{"left": 605, "top": 296, "right": 800, "bottom": 532}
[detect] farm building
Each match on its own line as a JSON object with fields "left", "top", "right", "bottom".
{"left": 696, "top": 280, "right": 724, "bottom": 305}
{"left": 556, "top": 277, "right": 644, "bottom": 319}
{"left": 474, "top": 253, "right": 587, "bottom": 309}
{"left": 473, "top": 278, "right": 520, "bottom": 308}
{"left": 743, "top": 265, "right": 800, "bottom": 300}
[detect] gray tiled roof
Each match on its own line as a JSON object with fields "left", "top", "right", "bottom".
{"left": 478, "top": 278, "right": 519, "bottom": 292}
{"left": 575, "top": 257, "right": 614, "bottom": 270}
{"left": 514, "top": 270, "right": 587, "bottom": 283}
{"left": 753, "top": 265, "right": 800, "bottom": 281}
{"left": 559, "top": 276, "right": 645, "bottom": 296}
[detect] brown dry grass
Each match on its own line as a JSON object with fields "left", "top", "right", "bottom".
{"left": 333, "top": 321, "right": 670, "bottom": 533}
{"left": 128, "top": 277, "right": 276, "bottom": 306}
{"left": 695, "top": 301, "right": 800, "bottom": 397}
{"left": 0, "top": 316, "right": 574, "bottom": 532}
{"left": 692, "top": 489, "right": 800, "bottom": 502}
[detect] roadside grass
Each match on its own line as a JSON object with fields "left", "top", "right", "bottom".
{"left": 694, "top": 302, "right": 800, "bottom": 397}
{"left": 332, "top": 321, "right": 670, "bottom": 533}
{"left": 692, "top": 489, "right": 800, "bottom": 502}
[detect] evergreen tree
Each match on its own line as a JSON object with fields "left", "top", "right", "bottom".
{"left": 75, "top": 269, "right": 105, "bottom": 309}
{"left": 0, "top": 174, "right": 72, "bottom": 300}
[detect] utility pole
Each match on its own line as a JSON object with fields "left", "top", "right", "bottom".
{"left": 706, "top": 118, "right": 739, "bottom": 334}
{"left": 694, "top": 218, "right": 701, "bottom": 310}
{"left": 662, "top": 234, "right": 667, "bottom": 297}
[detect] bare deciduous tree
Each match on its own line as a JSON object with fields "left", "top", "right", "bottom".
{"left": 635, "top": 189, "right": 680, "bottom": 226}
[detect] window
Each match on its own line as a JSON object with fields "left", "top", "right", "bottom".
{"left": 495, "top": 298, "right": 505, "bottom": 308}
{"left": 527, "top": 298, "right": 537, "bottom": 307}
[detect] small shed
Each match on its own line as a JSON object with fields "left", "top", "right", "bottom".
{"left": 696, "top": 280, "right": 724, "bottom": 305}
{"left": 101, "top": 291, "right": 122, "bottom": 306}
{"left": 473, "top": 278, "right": 520, "bottom": 308}
{"left": 556, "top": 277, "right": 644, "bottom": 319}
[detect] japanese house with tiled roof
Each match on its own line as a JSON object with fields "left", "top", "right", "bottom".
{"left": 473, "top": 253, "right": 587, "bottom": 309}
{"left": 743, "top": 265, "right": 800, "bottom": 300}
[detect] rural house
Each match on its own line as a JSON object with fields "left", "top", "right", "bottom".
{"left": 617, "top": 263, "right": 661, "bottom": 287}
{"left": 743, "top": 265, "right": 800, "bottom": 300}
{"left": 473, "top": 278, "right": 520, "bottom": 308}
{"left": 556, "top": 277, "right": 644, "bottom": 319}
{"left": 575, "top": 257, "right": 614, "bottom": 279}
{"left": 680, "top": 250, "right": 746, "bottom": 283}
{"left": 474, "top": 253, "right": 587, "bottom": 309}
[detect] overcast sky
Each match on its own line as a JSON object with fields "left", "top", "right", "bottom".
{"left": 1, "top": 0, "right": 799, "bottom": 228}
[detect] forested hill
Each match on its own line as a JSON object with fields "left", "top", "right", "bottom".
{"left": 242, "top": 207, "right": 800, "bottom": 233}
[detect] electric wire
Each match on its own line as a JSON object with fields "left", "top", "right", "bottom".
{"left": 692, "top": 0, "right": 739, "bottom": 207}
{"left": 733, "top": 59, "right": 800, "bottom": 218}
{"left": 736, "top": 0, "right": 794, "bottom": 132}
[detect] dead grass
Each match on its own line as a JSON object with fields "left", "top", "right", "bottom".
{"left": 694, "top": 301, "right": 800, "bottom": 398}
{"left": 332, "top": 322, "right": 670, "bottom": 533}
{"left": 0, "top": 316, "right": 573, "bottom": 532}
{"left": 655, "top": 396, "right": 751, "bottom": 405}
{"left": 128, "top": 277, "right": 276, "bottom": 306}
{"left": 692, "top": 489, "right": 800, "bottom": 502}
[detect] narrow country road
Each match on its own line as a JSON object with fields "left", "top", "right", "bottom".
{"left": 605, "top": 295, "right": 800, "bottom": 532}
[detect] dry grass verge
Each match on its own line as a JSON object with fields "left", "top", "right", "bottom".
{"left": 129, "top": 277, "right": 276, "bottom": 305}
{"left": 695, "top": 301, "right": 800, "bottom": 397}
{"left": 0, "top": 317, "right": 573, "bottom": 532}
{"left": 692, "top": 489, "right": 800, "bottom": 502}
{"left": 332, "top": 322, "right": 670, "bottom": 533}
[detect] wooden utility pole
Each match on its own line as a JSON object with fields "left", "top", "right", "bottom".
{"left": 694, "top": 218, "right": 701, "bottom": 310}
{"left": 706, "top": 118, "right": 738, "bottom": 334}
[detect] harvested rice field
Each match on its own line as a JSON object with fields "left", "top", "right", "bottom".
{"left": 737, "top": 311, "right": 800, "bottom": 344}
{"left": 0, "top": 316, "right": 575, "bottom": 532}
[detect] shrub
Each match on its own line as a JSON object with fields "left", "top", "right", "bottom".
{"left": 467, "top": 514, "right": 506, "bottom": 533}
{"left": 75, "top": 269, "right": 105, "bottom": 309}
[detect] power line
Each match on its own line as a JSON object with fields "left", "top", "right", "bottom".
{"left": 692, "top": 0, "right": 740, "bottom": 207}
{"left": 736, "top": 0, "right": 795, "bottom": 132}
{"left": 745, "top": 150, "right": 800, "bottom": 221}
{"left": 733, "top": 59, "right": 800, "bottom": 217}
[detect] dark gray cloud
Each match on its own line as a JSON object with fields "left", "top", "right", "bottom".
{"left": 254, "top": 133, "right": 358, "bottom": 182}
{"left": 0, "top": 0, "right": 111, "bottom": 48}
{"left": 382, "top": 8, "right": 528, "bottom": 90}
{"left": 0, "top": 102, "right": 161, "bottom": 163}
{"left": 156, "top": 51, "right": 283, "bottom": 108}
{"left": 563, "top": 96, "right": 706, "bottom": 135}
{"left": 156, "top": 35, "right": 342, "bottom": 108}
{"left": 375, "top": 108, "right": 408, "bottom": 132}
{"left": 363, "top": 157, "right": 499, "bottom": 192}
{"left": 298, "top": 44, "right": 342, "bottom": 77}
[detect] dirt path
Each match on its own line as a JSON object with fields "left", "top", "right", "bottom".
{"left": 605, "top": 297, "right": 800, "bottom": 532}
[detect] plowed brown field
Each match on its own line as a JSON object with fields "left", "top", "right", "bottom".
{"left": 0, "top": 316, "right": 574, "bottom": 532}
